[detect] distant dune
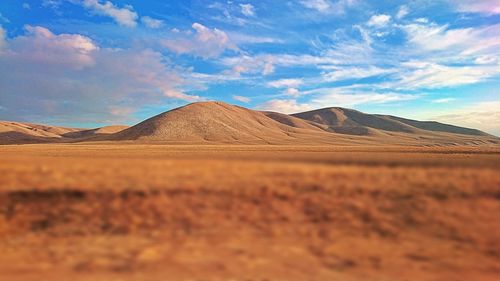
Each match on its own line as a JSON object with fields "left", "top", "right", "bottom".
{"left": 0, "top": 101, "right": 497, "bottom": 145}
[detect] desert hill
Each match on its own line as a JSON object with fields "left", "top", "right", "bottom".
{"left": 0, "top": 121, "right": 127, "bottom": 144}
{"left": 0, "top": 101, "right": 497, "bottom": 145}
{"left": 0, "top": 121, "right": 82, "bottom": 144}
{"left": 111, "top": 101, "right": 330, "bottom": 143}
{"left": 292, "top": 107, "right": 488, "bottom": 136}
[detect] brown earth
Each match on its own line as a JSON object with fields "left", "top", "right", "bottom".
{"left": 0, "top": 144, "right": 499, "bottom": 281}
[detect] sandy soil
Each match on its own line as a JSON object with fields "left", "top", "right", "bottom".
{"left": 0, "top": 144, "right": 499, "bottom": 281}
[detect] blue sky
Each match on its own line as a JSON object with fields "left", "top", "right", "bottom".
{"left": 0, "top": 0, "right": 499, "bottom": 135}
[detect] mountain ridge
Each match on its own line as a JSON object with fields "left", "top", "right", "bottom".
{"left": 0, "top": 101, "right": 497, "bottom": 145}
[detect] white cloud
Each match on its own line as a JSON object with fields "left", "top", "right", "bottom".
{"left": 233, "top": 95, "right": 251, "bottom": 103}
{"left": 220, "top": 44, "right": 370, "bottom": 76}
{"left": 432, "top": 98, "right": 455, "bottom": 103}
{"left": 228, "top": 33, "right": 283, "bottom": 44}
{"left": 324, "top": 36, "right": 373, "bottom": 63}
{"left": 284, "top": 88, "right": 301, "bottom": 97}
{"left": 321, "top": 66, "right": 396, "bottom": 81}
{"left": 403, "top": 23, "right": 475, "bottom": 51}
{"left": 81, "top": 0, "right": 138, "bottom": 27}
{"left": 22, "top": 3, "right": 31, "bottom": 9}
{"left": 141, "top": 16, "right": 164, "bottom": 29}
{"left": 163, "top": 89, "right": 201, "bottom": 102}
{"left": 186, "top": 71, "right": 245, "bottom": 89}
{"left": 306, "top": 87, "right": 417, "bottom": 107}
{"left": 192, "top": 23, "right": 227, "bottom": 42}
{"left": 257, "top": 86, "right": 417, "bottom": 114}
{"left": 300, "top": 0, "right": 331, "bottom": 12}
{"left": 396, "top": 5, "right": 408, "bottom": 19}
{"left": 400, "top": 22, "right": 500, "bottom": 61}
{"left": 163, "top": 23, "right": 237, "bottom": 58}
{"left": 267, "top": 78, "right": 303, "bottom": 88}
{"left": 219, "top": 20, "right": 498, "bottom": 98}
{"left": 239, "top": 4, "right": 255, "bottom": 16}
{"left": 208, "top": 2, "right": 260, "bottom": 26}
{"left": 0, "top": 26, "right": 201, "bottom": 124}
{"left": 219, "top": 31, "right": 374, "bottom": 80}
{"left": 451, "top": 0, "right": 500, "bottom": 15}
{"left": 475, "top": 55, "right": 498, "bottom": 64}
{"left": 224, "top": 55, "right": 278, "bottom": 76}
{"left": 0, "top": 26, "right": 6, "bottom": 51}
{"left": 222, "top": 54, "right": 309, "bottom": 72}
{"left": 367, "top": 14, "right": 391, "bottom": 27}
{"left": 389, "top": 61, "right": 500, "bottom": 89}
{"left": 262, "top": 61, "right": 275, "bottom": 75}
{"left": 42, "top": 0, "right": 61, "bottom": 8}
{"left": 299, "top": 0, "right": 357, "bottom": 14}
{"left": 5, "top": 25, "right": 98, "bottom": 69}
{"left": 256, "top": 99, "right": 313, "bottom": 113}
{"left": 414, "top": 18, "right": 429, "bottom": 24}
{"left": 396, "top": 22, "right": 500, "bottom": 89}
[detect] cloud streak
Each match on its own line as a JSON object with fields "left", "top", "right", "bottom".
{"left": 367, "top": 14, "right": 391, "bottom": 27}
{"left": 233, "top": 95, "right": 251, "bottom": 103}
{"left": 81, "top": 0, "right": 138, "bottom": 27}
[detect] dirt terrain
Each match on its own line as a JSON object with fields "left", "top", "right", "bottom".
{"left": 0, "top": 144, "right": 499, "bottom": 281}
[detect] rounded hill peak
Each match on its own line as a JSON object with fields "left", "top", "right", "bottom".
{"left": 110, "top": 101, "right": 324, "bottom": 143}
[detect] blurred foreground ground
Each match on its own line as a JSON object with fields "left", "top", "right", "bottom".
{"left": 0, "top": 144, "right": 499, "bottom": 281}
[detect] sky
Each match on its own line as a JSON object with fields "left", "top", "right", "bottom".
{"left": 0, "top": 0, "right": 499, "bottom": 135}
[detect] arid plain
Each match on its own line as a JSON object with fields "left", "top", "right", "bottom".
{"left": 0, "top": 144, "right": 499, "bottom": 281}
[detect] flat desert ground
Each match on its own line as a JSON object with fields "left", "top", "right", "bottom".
{"left": 0, "top": 144, "right": 499, "bottom": 281}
